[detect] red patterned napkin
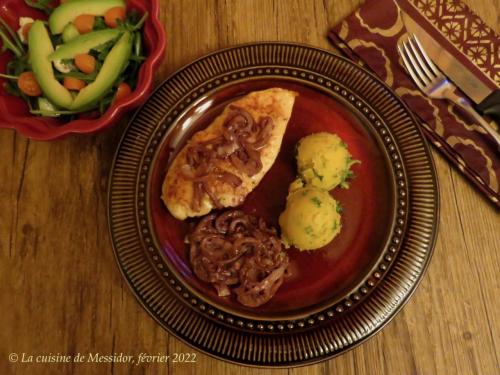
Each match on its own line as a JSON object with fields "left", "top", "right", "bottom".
{"left": 329, "top": 0, "right": 500, "bottom": 207}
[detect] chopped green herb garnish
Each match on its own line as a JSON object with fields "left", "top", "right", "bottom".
{"left": 311, "top": 197, "right": 322, "bottom": 207}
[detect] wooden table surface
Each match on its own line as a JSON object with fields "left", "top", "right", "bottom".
{"left": 1, "top": 1, "right": 499, "bottom": 374}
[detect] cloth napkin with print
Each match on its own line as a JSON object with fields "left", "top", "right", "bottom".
{"left": 328, "top": 0, "right": 500, "bottom": 207}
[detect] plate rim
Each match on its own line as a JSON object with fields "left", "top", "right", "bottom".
{"left": 107, "top": 41, "right": 440, "bottom": 367}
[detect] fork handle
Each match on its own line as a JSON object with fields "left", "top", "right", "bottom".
{"left": 445, "top": 90, "right": 500, "bottom": 149}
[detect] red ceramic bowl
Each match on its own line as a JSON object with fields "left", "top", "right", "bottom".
{"left": 0, "top": 0, "right": 166, "bottom": 141}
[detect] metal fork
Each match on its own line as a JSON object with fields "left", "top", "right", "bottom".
{"left": 397, "top": 34, "right": 500, "bottom": 148}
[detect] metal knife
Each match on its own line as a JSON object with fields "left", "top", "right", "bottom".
{"left": 399, "top": 8, "right": 500, "bottom": 124}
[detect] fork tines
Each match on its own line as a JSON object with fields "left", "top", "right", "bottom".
{"left": 398, "top": 35, "right": 444, "bottom": 91}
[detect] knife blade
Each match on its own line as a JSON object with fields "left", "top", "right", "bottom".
{"left": 399, "top": 8, "right": 500, "bottom": 123}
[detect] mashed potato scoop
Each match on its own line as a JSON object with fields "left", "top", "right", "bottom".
{"left": 296, "top": 132, "right": 358, "bottom": 190}
{"left": 279, "top": 185, "right": 342, "bottom": 251}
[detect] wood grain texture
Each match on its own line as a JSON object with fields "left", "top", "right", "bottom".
{"left": 0, "top": 1, "right": 498, "bottom": 374}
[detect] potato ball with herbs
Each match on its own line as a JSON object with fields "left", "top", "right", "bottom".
{"left": 279, "top": 185, "right": 342, "bottom": 251}
{"left": 296, "top": 132, "right": 358, "bottom": 190}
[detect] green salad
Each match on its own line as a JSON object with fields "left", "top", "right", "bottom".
{"left": 0, "top": 0, "right": 148, "bottom": 118}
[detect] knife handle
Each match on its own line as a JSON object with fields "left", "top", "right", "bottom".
{"left": 477, "top": 90, "right": 500, "bottom": 125}
{"left": 446, "top": 90, "right": 500, "bottom": 149}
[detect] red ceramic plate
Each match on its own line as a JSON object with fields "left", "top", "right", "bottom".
{"left": 0, "top": 0, "right": 165, "bottom": 141}
{"left": 109, "top": 43, "right": 438, "bottom": 366}
{"left": 150, "top": 79, "right": 394, "bottom": 318}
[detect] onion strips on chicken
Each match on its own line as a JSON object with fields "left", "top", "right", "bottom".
{"left": 181, "top": 107, "right": 274, "bottom": 210}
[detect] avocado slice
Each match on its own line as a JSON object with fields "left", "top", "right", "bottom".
{"left": 29, "top": 21, "right": 73, "bottom": 109}
{"left": 50, "top": 29, "right": 122, "bottom": 61}
{"left": 70, "top": 32, "right": 132, "bottom": 111}
{"left": 62, "top": 23, "right": 80, "bottom": 43}
{"left": 49, "top": 0, "right": 126, "bottom": 35}
{"left": 37, "top": 98, "right": 62, "bottom": 117}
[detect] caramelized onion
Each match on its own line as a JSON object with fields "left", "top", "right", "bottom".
{"left": 200, "top": 181, "right": 219, "bottom": 208}
{"left": 229, "top": 151, "right": 261, "bottom": 177}
{"left": 183, "top": 108, "right": 274, "bottom": 209}
{"left": 187, "top": 210, "right": 289, "bottom": 306}
{"left": 234, "top": 260, "right": 288, "bottom": 308}
{"left": 192, "top": 182, "right": 204, "bottom": 211}
{"left": 216, "top": 172, "right": 242, "bottom": 188}
{"left": 214, "top": 283, "right": 231, "bottom": 297}
{"left": 215, "top": 210, "right": 244, "bottom": 233}
{"left": 199, "top": 234, "right": 228, "bottom": 259}
{"left": 225, "top": 106, "right": 255, "bottom": 135}
{"left": 229, "top": 217, "right": 252, "bottom": 233}
{"left": 250, "top": 117, "right": 273, "bottom": 150}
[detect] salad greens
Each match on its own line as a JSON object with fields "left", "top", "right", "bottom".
{"left": 24, "top": 0, "right": 54, "bottom": 14}
{"left": 0, "top": 1, "right": 148, "bottom": 119}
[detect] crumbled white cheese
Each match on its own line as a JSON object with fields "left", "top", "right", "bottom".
{"left": 52, "top": 46, "right": 75, "bottom": 74}
{"left": 53, "top": 59, "right": 75, "bottom": 74}
{"left": 17, "top": 17, "right": 35, "bottom": 44}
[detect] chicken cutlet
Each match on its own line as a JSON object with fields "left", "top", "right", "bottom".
{"left": 162, "top": 88, "right": 297, "bottom": 220}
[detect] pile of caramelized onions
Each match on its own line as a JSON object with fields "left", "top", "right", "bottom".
{"left": 187, "top": 210, "right": 289, "bottom": 307}
{"left": 181, "top": 107, "right": 274, "bottom": 210}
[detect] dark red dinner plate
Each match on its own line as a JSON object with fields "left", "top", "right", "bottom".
{"left": 149, "top": 79, "right": 394, "bottom": 318}
{"left": 109, "top": 43, "right": 438, "bottom": 367}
